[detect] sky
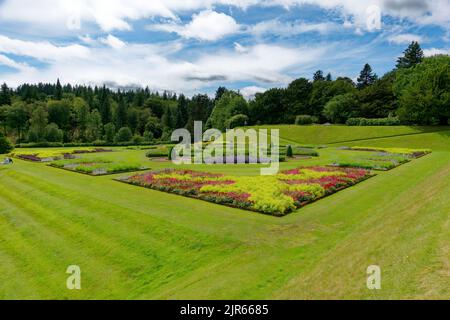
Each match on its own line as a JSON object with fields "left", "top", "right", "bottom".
{"left": 0, "top": 0, "right": 449, "bottom": 98}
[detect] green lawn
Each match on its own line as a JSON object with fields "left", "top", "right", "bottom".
{"left": 0, "top": 127, "right": 449, "bottom": 299}
{"left": 250, "top": 124, "right": 449, "bottom": 145}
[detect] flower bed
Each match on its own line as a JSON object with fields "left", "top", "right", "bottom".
{"left": 118, "top": 166, "right": 373, "bottom": 216}
{"left": 331, "top": 147, "right": 429, "bottom": 170}
{"left": 348, "top": 146, "right": 431, "bottom": 158}
{"left": 11, "top": 147, "right": 113, "bottom": 162}
{"left": 50, "top": 158, "right": 148, "bottom": 176}
{"left": 331, "top": 155, "right": 410, "bottom": 171}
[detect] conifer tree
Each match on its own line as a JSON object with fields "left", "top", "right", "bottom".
{"left": 396, "top": 41, "right": 424, "bottom": 69}
{"left": 357, "top": 64, "right": 378, "bottom": 89}
{"left": 313, "top": 70, "right": 325, "bottom": 82}
{"left": 54, "top": 78, "right": 63, "bottom": 100}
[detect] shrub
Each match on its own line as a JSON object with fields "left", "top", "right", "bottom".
{"left": 103, "top": 123, "right": 116, "bottom": 143}
{"left": 295, "top": 115, "right": 318, "bottom": 125}
{"left": 132, "top": 134, "right": 143, "bottom": 144}
{"left": 286, "top": 145, "right": 293, "bottom": 157}
{"left": 226, "top": 114, "right": 249, "bottom": 129}
{"left": 45, "top": 123, "right": 64, "bottom": 142}
{"left": 0, "top": 133, "right": 13, "bottom": 154}
{"left": 293, "top": 147, "right": 319, "bottom": 157}
{"left": 92, "top": 140, "right": 107, "bottom": 146}
{"left": 115, "top": 127, "right": 133, "bottom": 143}
{"left": 323, "top": 93, "right": 359, "bottom": 124}
{"left": 27, "top": 129, "right": 39, "bottom": 143}
{"left": 346, "top": 117, "right": 401, "bottom": 126}
{"left": 168, "top": 146, "right": 174, "bottom": 161}
{"left": 143, "top": 130, "right": 154, "bottom": 142}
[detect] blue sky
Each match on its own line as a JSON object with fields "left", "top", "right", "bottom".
{"left": 0, "top": 0, "right": 448, "bottom": 98}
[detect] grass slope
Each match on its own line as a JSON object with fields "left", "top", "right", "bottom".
{"left": 0, "top": 130, "right": 449, "bottom": 299}
{"left": 250, "top": 124, "right": 449, "bottom": 145}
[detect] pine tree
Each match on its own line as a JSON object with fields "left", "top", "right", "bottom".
{"left": 326, "top": 73, "right": 332, "bottom": 81}
{"left": 99, "top": 86, "right": 111, "bottom": 124}
{"left": 396, "top": 41, "right": 424, "bottom": 69}
{"left": 175, "top": 94, "right": 188, "bottom": 128}
{"left": 55, "top": 78, "right": 63, "bottom": 100}
{"left": 0, "top": 105, "right": 8, "bottom": 135}
{"left": 0, "top": 83, "right": 11, "bottom": 105}
{"left": 357, "top": 64, "right": 378, "bottom": 89}
{"left": 115, "top": 96, "right": 127, "bottom": 129}
{"left": 313, "top": 70, "right": 325, "bottom": 82}
{"left": 161, "top": 106, "right": 173, "bottom": 129}
{"left": 214, "top": 87, "right": 227, "bottom": 102}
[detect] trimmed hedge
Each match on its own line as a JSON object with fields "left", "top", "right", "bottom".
{"left": 346, "top": 117, "right": 401, "bottom": 126}
{"left": 295, "top": 115, "right": 319, "bottom": 125}
{"left": 16, "top": 140, "right": 173, "bottom": 148}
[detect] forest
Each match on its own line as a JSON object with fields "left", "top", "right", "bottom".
{"left": 0, "top": 42, "right": 448, "bottom": 150}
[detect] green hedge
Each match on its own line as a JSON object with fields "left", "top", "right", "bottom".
{"left": 295, "top": 115, "right": 319, "bottom": 125}
{"left": 16, "top": 141, "right": 173, "bottom": 148}
{"left": 346, "top": 117, "right": 401, "bottom": 126}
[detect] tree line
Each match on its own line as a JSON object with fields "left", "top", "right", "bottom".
{"left": 0, "top": 41, "right": 448, "bottom": 147}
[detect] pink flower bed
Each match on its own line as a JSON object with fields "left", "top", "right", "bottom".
{"left": 120, "top": 166, "right": 374, "bottom": 216}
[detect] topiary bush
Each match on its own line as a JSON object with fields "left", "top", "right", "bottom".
{"left": 168, "top": 146, "right": 175, "bottom": 161}
{"left": 286, "top": 145, "right": 293, "bottom": 157}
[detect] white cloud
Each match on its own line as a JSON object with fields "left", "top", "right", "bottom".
{"left": 423, "top": 48, "right": 450, "bottom": 57}
{"left": 191, "top": 43, "right": 327, "bottom": 84}
{"left": 78, "top": 35, "right": 97, "bottom": 45}
{"left": 0, "top": 0, "right": 448, "bottom": 34}
{"left": 100, "top": 34, "right": 126, "bottom": 49}
{"left": 0, "top": 0, "right": 176, "bottom": 32}
{"left": 0, "top": 1, "right": 447, "bottom": 95}
{"left": 0, "top": 35, "right": 90, "bottom": 61}
{"left": 150, "top": 10, "right": 240, "bottom": 41}
{"left": 240, "top": 86, "right": 267, "bottom": 100}
{"left": 234, "top": 42, "right": 249, "bottom": 53}
{"left": 0, "top": 54, "right": 34, "bottom": 72}
{"left": 248, "top": 19, "right": 339, "bottom": 36}
{"left": 388, "top": 33, "right": 424, "bottom": 44}
{"left": 0, "top": 34, "right": 328, "bottom": 95}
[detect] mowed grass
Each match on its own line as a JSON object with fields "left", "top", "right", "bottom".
{"left": 0, "top": 127, "right": 449, "bottom": 299}
{"left": 250, "top": 124, "right": 449, "bottom": 145}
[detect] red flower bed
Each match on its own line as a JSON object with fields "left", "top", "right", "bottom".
{"left": 120, "top": 166, "right": 374, "bottom": 216}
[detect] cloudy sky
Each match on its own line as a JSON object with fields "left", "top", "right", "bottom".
{"left": 0, "top": 0, "right": 449, "bottom": 98}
